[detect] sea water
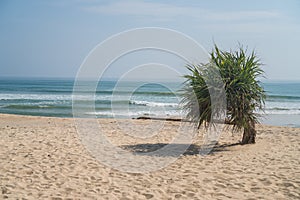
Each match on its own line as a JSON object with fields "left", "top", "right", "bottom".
{"left": 0, "top": 78, "right": 299, "bottom": 127}
{"left": 0, "top": 78, "right": 181, "bottom": 118}
{"left": 261, "top": 82, "right": 300, "bottom": 127}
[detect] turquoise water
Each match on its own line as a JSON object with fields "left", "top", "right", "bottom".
{"left": 0, "top": 78, "right": 299, "bottom": 127}
{"left": 0, "top": 78, "right": 181, "bottom": 118}
{"left": 262, "top": 82, "right": 300, "bottom": 115}
{"left": 261, "top": 82, "right": 300, "bottom": 127}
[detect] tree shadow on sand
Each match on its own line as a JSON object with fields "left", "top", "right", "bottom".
{"left": 120, "top": 142, "right": 241, "bottom": 157}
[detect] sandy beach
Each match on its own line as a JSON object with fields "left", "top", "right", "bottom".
{"left": 0, "top": 114, "right": 299, "bottom": 199}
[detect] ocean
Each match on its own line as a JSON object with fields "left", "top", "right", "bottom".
{"left": 0, "top": 78, "right": 299, "bottom": 127}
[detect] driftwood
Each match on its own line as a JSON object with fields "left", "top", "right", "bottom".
{"left": 134, "top": 116, "right": 232, "bottom": 124}
{"left": 134, "top": 116, "right": 190, "bottom": 122}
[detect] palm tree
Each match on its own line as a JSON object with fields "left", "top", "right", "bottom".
{"left": 181, "top": 45, "right": 265, "bottom": 144}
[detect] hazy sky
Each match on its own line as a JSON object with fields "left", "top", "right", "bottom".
{"left": 1, "top": 0, "right": 300, "bottom": 80}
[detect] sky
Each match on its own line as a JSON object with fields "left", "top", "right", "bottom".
{"left": 0, "top": 0, "right": 300, "bottom": 81}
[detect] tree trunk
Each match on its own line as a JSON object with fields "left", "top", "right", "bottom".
{"left": 241, "top": 122, "right": 256, "bottom": 144}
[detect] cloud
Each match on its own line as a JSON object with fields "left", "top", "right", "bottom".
{"left": 82, "top": 0, "right": 281, "bottom": 22}
{"left": 206, "top": 10, "right": 280, "bottom": 21}
{"left": 83, "top": 1, "right": 185, "bottom": 20}
{"left": 79, "top": 0, "right": 298, "bottom": 34}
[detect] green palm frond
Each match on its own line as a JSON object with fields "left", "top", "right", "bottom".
{"left": 181, "top": 44, "right": 266, "bottom": 133}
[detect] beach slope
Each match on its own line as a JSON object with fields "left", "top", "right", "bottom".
{"left": 0, "top": 114, "right": 299, "bottom": 199}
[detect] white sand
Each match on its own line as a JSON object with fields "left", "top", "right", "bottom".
{"left": 0, "top": 114, "right": 299, "bottom": 199}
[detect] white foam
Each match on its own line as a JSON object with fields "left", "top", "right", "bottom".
{"left": 130, "top": 100, "right": 178, "bottom": 107}
{"left": 0, "top": 93, "right": 71, "bottom": 101}
{"left": 85, "top": 109, "right": 182, "bottom": 118}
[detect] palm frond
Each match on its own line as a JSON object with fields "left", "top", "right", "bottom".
{"left": 181, "top": 44, "right": 266, "bottom": 132}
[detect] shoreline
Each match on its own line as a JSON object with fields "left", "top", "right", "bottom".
{"left": 0, "top": 113, "right": 299, "bottom": 199}
{"left": 0, "top": 112, "right": 299, "bottom": 128}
